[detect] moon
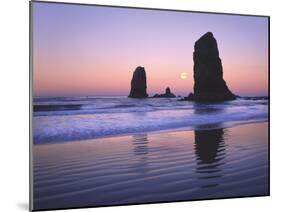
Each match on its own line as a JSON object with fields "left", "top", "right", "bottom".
{"left": 180, "top": 72, "right": 187, "bottom": 80}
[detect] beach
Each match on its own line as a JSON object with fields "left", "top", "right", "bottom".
{"left": 31, "top": 4, "right": 269, "bottom": 211}
{"left": 33, "top": 121, "right": 268, "bottom": 210}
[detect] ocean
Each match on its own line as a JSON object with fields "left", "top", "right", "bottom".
{"left": 32, "top": 96, "right": 269, "bottom": 210}
{"left": 33, "top": 96, "right": 268, "bottom": 144}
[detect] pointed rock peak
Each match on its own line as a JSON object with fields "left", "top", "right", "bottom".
{"left": 136, "top": 66, "right": 145, "bottom": 71}
{"left": 197, "top": 32, "right": 214, "bottom": 41}
{"left": 203, "top": 31, "right": 213, "bottom": 37}
{"left": 195, "top": 32, "right": 217, "bottom": 49}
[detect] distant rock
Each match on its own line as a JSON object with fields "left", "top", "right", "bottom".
{"left": 153, "top": 87, "right": 176, "bottom": 98}
{"left": 243, "top": 96, "right": 268, "bottom": 100}
{"left": 185, "top": 32, "right": 236, "bottom": 102}
{"left": 128, "top": 66, "right": 148, "bottom": 98}
{"left": 181, "top": 93, "right": 194, "bottom": 101}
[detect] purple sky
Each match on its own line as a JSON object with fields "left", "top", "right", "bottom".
{"left": 33, "top": 2, "right": 269, "bottom": 97}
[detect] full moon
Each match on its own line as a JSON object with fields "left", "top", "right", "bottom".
{"left": 180, "top": 72, "right": 187, "bottom": 80}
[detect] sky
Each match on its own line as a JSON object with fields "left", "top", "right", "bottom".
{"left": 32, "top": 2, "right": 269, "bottom": 97}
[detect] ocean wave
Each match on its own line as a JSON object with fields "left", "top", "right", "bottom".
{"left": 34, "top": 104, "right": 82, "bottom": 112}
{"left": 33, "top": 98, "right": 268, "bottom": 144}
{"left": 33, "top": 97, "right": 268, "bottom": 117}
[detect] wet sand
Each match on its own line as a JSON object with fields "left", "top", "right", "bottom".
{"left": 33, "top": 122, "right": 268, "bottom": 210}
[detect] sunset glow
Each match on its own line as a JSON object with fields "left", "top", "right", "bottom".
{"left": 33, "top": 2, "right": 269, "bottom": 97}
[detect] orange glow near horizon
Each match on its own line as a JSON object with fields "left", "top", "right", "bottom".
{"left": 33, "top": 48, "right": 268, "bottom": 97}
{"left": 33, "top": 3, "right": 268, "bottom": 97}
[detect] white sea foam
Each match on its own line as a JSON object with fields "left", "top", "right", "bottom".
{"left": 33, "top": 97, "right": 268, "bottom": 144}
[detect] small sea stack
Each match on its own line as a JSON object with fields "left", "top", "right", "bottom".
{"left": 153, "top": 87, "right": 176, "bottom": 98}
{"left": 185, "top": 32, "right": 236, "bottom": 102}
{"left": 128, "top": 66, "right": 148, "bottom": 98}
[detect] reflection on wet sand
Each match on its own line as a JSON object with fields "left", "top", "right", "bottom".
{"left": 131, "top": 134, "right": 149, "bottom": 174}
{"left": 33, "top": 122, "right": 268, "bottom": 210}
{"left": 194, "top": 128, "right": 226, "bottom": 188}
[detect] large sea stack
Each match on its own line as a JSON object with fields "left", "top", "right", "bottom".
{"left": 128, "top": 66, "right": 148, "bottom": 98}
{"left": 186, "top": 32, "right": 236, "bottom": 102}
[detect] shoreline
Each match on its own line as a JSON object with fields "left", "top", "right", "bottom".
{"left": 33, "top": 96, "right": 268, "bottom": 145}
{"left": 34, "top": 119, "right": 268, "bottom": 145}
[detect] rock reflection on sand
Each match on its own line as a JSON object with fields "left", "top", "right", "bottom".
{"left": 194, "top": 128, "right": 226, "bottom": 188}
{"left": 33, "top": 123, "right": 268, "bottom": 210}
{"left": 132, "top": 134, "right": 149, "bottom": 174}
